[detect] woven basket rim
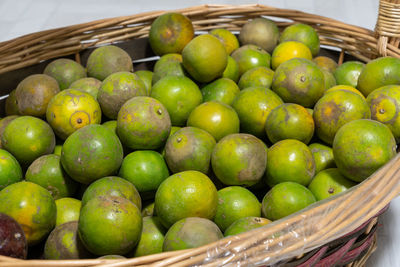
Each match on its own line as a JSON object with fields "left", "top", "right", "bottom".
{"left": 1, "top": 3, "right": 400, "bottom": 267}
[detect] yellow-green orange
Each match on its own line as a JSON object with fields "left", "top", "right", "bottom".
{"left": 232, "top": 87, "right": 283, "bottom": 138}
{"left": 69, "top": 77, "right": 102, "bottom": 99}
{"left": 322, "top": 69, "right": 337, "bottom": 90}
{"left": 187, "top": 101, "right": 239, "bottom": 141}
{"left": 334, "top": 61, "right": 365, "bottom": 88}
{"left": 1, "top": 116, "right": 55, "bottom": 166}
{"left": 309, "top": 143, "right": 336, "bottom": 174}
{"left": 154, "top": 170, "right": 218, "bottom": 228}
{"left": 86, "top": 45, "right": 133, "bottom": 81}
{"left": 279, "top": 23, "right": 320, "bottom": 56}
{"left": 78, "top": 196, "right": 142, "bottom": 255}
{"left": 5, "top": 90, "right": 20, "bottom": 116}
{"left": 224, "top": 216, "right": 271, "bottom": 237}
{"left": 262, "top": 182, "right": 316, "bottom": 221}
{"left": 265, "top": 103, "right": 314, "bottom": 144}
{"left": 214, "top": 186, "right": 261, "bottom": 231}
{"left": 0, "top": 181, "right": 56, "bottom": 245}
{"left": 271, "top": 41, "right": 312, "bottom": 70}
{"left": 358, "top": 56, "right": 400, "bottom": 96}
{"left": 151, "top": 75, "right": 202, "bottom": 126}
{"left": 201, "top": 78, "right": 240, "bottom": 106}
{"left": 265, "top": 139, "right": 315, "bottom": 186}
{"left": 0, "top": 149, "right": 23, "bottom": 190}
{"left": 15, "top": 74, "right": 60, "bottom": 118}
{"left": 55, "top": 197, "right": 81, "bottom": 226}
{"left": 134, "top": 70, "right": 153, "bottom": 95}
{"left": 313, "top": 56, "right": 338, "bottom": 73}
{"left": 46, "top": 89, "right": 101, "bottom": 140}
{"left": 149, "top": 13, "right": 194, "bottom": 56}
{"left": 239, "top": 18, "right": 279, "bottom": 53}
{"left": 210, "top": 28, "right": 240, "bottom": 55}
{"left": 98, "top": 72, "right": 147, "bottom": 119}
{"left": 163, "top": 217, "right": 222, "bottom": 251}
{"left": 25, "top": 154, "right": 78, "bottom": 200}
{"left": 61, "top": 124, "right": 123, "bottom": 184}
{"left": 325, "top": 85, "right": 365, "bottom": 99}
{"left": 313, "top": 90, "right": 371, "bottom": 145}
{"left": 211, "top": 133, "right": 267, "bottom": 186}
{"left": 0, "top": 115, "right": 18, "bottom": 149}
{"left": 132, "top": 216, "right": 166, "bottom": 257}
{"left": 272, "top": 58, "right": 325, "bottom": 108}
{"left": 117, "top": 96, "right": 171, "bottom": 150}
{"left": 308, "top": 168, "right": 356, "bottom": 201}
{"left": 222, "top": 56, "right": 240, "bottom": 82}
{"left": 152, "top": 53, "right": 185, "bottom": 85}
{"left": 367, "top": 85, "right": 400, "bottom": 143}
{"left": 182, "top": 34, "right": 228, "bottom": 83}
{"left": 231, "top": 44, "right": 271, "bottom": 76}
{"left": 238, "top": 66, "right": 274, "bottom": 90}
{"left": 164, "top": 127, "right": 216, "bottom": 174}
{"left": 44, "top": 58, "right": 87, "bottom": 90}
{"left": 333, "top": 119, "right": 397, "bottom": 182}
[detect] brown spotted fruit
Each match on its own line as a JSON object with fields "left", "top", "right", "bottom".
{"left": 44, "top": 58, "right": 87, "bottom": 90}
{"left": 0, "top": 212, "right": 27, "bottom": 259}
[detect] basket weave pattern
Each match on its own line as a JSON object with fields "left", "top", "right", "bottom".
{"left": 1, "top": 2, "right": 400, "bottom": 267}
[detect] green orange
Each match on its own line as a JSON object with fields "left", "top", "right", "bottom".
{"left": 224, "top": 216, "right": 271, "bottom": 237}
{"left": 322, "top": 69, "right": 337, "bottom": 90}
{"left": 313, "top": 56, "right": 338, "bottom": 73}
{"left": 44, "top": 58, "right": 87, "bottom": 90}
{"left": 367, "top": 85, "right": 400, "bottom": 143}
{"left": 265, "top": 139, "right": 315, "bottom": 187}
{"left": 0, "top": 181, "right": 56, "bottom": 245}
{"left": 117, "top": 96, "right": 171, "bottom": 150}
{"left": 61, "top": 124, "right": 123, "bottom": 184}
{"left": 46, "top": 89, "right": 102, "bottom": 140}
{"left": 86, "top": 45, "right": 133, "bottom": 81}
{"left": 271, "top": 58, "right": 325, "bottom": 108}
{"left": 262, "top": 182, "right": 316, "bottom": 221}
{"left": 44, "top": 221, "right": 91, "bottom": 259}
{"left": 25, "top": 154, "right": 78, "bottom": 199}
{"left": 182, "top": 34, "right": 228, "bottom": 83}
{"left": 69, "top": 77, "right": 102, "bottom": 99}
{"left": 358, "top": 56, "right": 400, "bottom": 96}
{"left": 1, "top": 116, "right": 55, "bottom": 166}
{"left": 152, "top": 53, "right": 185, "bottom": 85}
{"left": 149, "top": 12, "right": 194, "bottom": 56}
{"left": 271, "top": 41, "right": 312, "bottom": 70}
{"left": 211, "top": 133, "right": 267, "bottom": 186}
{"left": 187, "top": 101, "right": 240, "bottom": 141}
{"left": 324, "top": 85, "right": 365, "bottom": 99}
{"left": 134, "top": 70, "right": 153, "bottom": 95}
{"left": 118, "top": 150, "right": 169, "bottom": 194}
{"left": 15, "top": 74, "right": 60, "bottom": 118}
{"left": 333, "top": 119, "right": 397, "bottom": 182}
{"left": 154, "top": 170, "right": 218, "bottom": 228}
{"left": 0, "top": 149, "right": 23, "bottom": 190}
{"left": 98, "top": 72, "right": 147, "bottom": 119}
{"left": 5, "top": 90, "right": 20, "bottom": 116}
{"left": 231, "top": 44, "right": 271, "bottom": 76}
{"left": 201, "top": 78, "right": 240, "bottom": 106}
{"left": 163, "top": 217, "right": 223, "bottom": 251}
{"left": 308, "top": 168, "right": 356, "bottom": 201}
{"left": 55, "top": 197, "right": 82, "bottom": 226}
{"left": 238, "top": 66, "right": 274, "bottom": 90}
{"left": 81, "top": 176, "right": 141, "bottom": 210}
{"left": 151, "top": 75, "right": 202, "bottom": 126}
{"left": 78, "top": 196, "right": 142, "bottom": 255}
{"left": 232, "top": 87, "right": 283, "bottom": 138}
{"left": 279, "top": 23, "right": 320, "bottom": 56}
{"left": 0, "top": 115, "right": 18, "bottom": 149}
{"left": 214, "top": 186, "right": 261, "bottom": 231}
{"left": 132, "top": 216, "right": 166, "bottom": 257}
{"left": 222, "top": 56, "right": 240, "bottom": 82}
{"left": 313, "top": 90, "right": 371, "bottom": 145}
{"left": 308, "top": 143, "right": 336, "bottom": 174}
{"left": 164, "top": 127, "right": 216, "bottom": 174}
{"left": 238, "top": 17, "right": 280, "bottom": 53}
{"left": 210, "top": 28, "right": 240, "bottom": 55}
{"left": 334, "top": 61, "right": 365, "bottom": 88}
{"left": 265, "top": 103, "right": 314, "bottom": 144}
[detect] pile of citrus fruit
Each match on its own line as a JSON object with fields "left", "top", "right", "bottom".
{"left": 0, "top": 12, "right": 399, "bottom": 260}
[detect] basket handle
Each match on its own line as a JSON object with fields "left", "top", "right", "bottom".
{"left": 375, "top": 0, "right": 400, "bottom": 56}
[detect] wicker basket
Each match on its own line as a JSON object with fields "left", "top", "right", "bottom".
{"left": 1, "top": 1, "right": 400, "bottom": 266}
